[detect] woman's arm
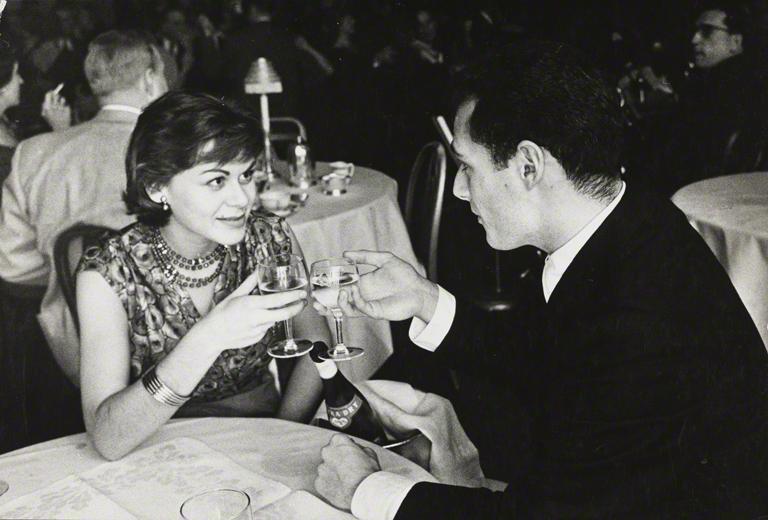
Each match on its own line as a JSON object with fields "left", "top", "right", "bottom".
{"left": 79, "top": 269, "right": 306, "bottom": 460}
{"left": 79, "top": 271, "right": 222, "bottom": 460}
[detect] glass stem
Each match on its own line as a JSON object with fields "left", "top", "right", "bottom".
{"left": 283, "top": 319, "right": 296, "bottom": 351}
{"left": 333, "top": 315, "right": 346, "bottom": 349}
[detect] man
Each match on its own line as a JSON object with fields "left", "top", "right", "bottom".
{"left": 654, "top": 3, "right": 766, "bottom": 195}
{"left": 315, "top": 41, "right": 768, "bottom": 518}
{"left": 0, "top": 30, "right": 167, "bottom": 385}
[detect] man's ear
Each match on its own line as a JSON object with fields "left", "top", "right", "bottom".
{"left": 514, "top": 140, "right": 545, "bottom": 189}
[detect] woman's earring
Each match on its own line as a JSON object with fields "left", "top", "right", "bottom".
{"left": 160, "top": 195, "right": 170, "bottom": 212}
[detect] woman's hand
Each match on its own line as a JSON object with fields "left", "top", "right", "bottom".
{"left": 192, "top": 270, "right": 307, "bottom": 353}
{"left": 41, "top": 83, "right": 71, "bottom": 131}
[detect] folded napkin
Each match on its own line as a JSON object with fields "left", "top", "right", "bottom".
{"left": 0, "top": 474, "right": 138, "bottom": 520}
{"left": 357, "top": 380, "right": 486, "bottom": 488}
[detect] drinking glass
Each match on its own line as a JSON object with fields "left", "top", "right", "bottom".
{"left": 310, "top": 257, "right": 364, "bottom": 361}
{"left": 180, "top": 489, "right": 251, "bottom": 520}
{"left": 257, "top": 253, "right": 312, "bottom": 358}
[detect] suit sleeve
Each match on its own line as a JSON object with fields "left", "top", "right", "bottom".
{"left": 0, "top": 142, "right": 48, "bottom": 284}
{"left": 396, "top": 482, "right": 515, "bottom": 520}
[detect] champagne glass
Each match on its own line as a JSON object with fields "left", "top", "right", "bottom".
{"left": 310, "top": 257, "right": 364, "bottom": 361}
{"left": 257, "top": 253, "right": 312, "bottom": 358}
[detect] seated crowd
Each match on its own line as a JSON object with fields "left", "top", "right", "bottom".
{"left": 0, "top": 1, "right": 767, "bottom": 519}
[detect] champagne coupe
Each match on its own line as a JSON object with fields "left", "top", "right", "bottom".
{"left": 257, "top": 253, "right": 312, "bottom": 358}
{"left": 310, "top": 257, "right": 364, "bottom": 361}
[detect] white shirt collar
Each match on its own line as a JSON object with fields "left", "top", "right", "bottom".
{"left": 542, "top": 181, "right": 626, "bottom": 302}
{"left": 100, "top": 104, "right": 142, "bottom": 115}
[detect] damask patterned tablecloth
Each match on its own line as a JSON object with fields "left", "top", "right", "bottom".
{"left": 284, "top": 164, "right": 423, "bottom": 382}
{"left": 0, "top": 417, "right": 435, "bottom": 519}
{"left": 672, "top": 172, "right": 768, "bottom": 349}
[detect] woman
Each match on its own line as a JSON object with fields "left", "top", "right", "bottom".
{"left": 0, "top": 41, "right": 22, "bottom": 188}
{"left": 0, "top": 40, "right": 70, "bottom": 192}
{"left": 76, "top": 91, "right": 328, "bottom": 460}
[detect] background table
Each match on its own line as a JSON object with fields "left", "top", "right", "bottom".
{"left": 278, "top": 164, "right": 422, "bottom": 381}
{"left": 0, "top": 417, "right": 434, "bottom": 518}
{"left": 672, "top": 172, "right": 768, "bottom": 348}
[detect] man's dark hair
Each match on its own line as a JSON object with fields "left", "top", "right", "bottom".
{"left": 124, "top": 91, "right": 264, "bottom": 226}
{"left": 455, "top": 41, "right": 625, "bottom": 200}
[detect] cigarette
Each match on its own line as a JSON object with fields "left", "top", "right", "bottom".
{"left": 53, "top": 83, "right": 64, "bottom": 95}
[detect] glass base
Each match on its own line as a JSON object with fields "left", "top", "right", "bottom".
{"left": 319, "top": 345, "right": 364, "bottom": 361}
{"left": 268, "top": 339, "right": 313, "bottom": 359}
{"left": 0, "top": 480, "right": 8, "bottom": 497}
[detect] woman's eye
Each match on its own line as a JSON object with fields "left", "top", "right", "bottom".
{"left": 240, "top": 170, "right": 255, "bottom": 184}
{"left": 207, "top": 177, "right": 225, "bottom": 189}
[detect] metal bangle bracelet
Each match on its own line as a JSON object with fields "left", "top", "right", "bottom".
{"left": 141, "top": 366, "right": 190, "bottom": 407}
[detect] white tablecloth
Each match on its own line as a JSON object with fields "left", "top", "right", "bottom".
{"left": 0, "top": 417, "right": 434, "bottom": 519}
{"left": 672, "top": 172, "right": 768, "bottom": 348}
{"left": 280, "top": 164, "right": 421, "bottom": 381}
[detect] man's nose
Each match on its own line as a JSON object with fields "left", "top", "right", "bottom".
{"left": 453, "top": 170, "right": 469, "bottom": 201}
{"left": 692, "top": 31, "right": 702, "bottom": 45}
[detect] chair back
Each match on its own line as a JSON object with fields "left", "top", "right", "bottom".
{"left": 405, "top": 141, "right": 447, "bottom": 282}
{"left": 53, "top": 223, "right": 115, "bottom": 334}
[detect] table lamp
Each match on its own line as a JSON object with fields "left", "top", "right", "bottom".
{"left": 245, "top": 57, "right": 282, "bottom": 181}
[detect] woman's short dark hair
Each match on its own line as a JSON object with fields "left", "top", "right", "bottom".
{"left": 124, "top": 91, "right": 264, "bottom": 226}
{"left": 0, "top": 40, "right": 17, "bottom": 89}
{"left": 454, "top": 41, "right": 625, "bottom": 201}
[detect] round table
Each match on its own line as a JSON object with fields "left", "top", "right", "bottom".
{"left": 0, "top": 417, "right": 434, "bottom": 519}
{"left": 275, "top": 164, "right": 422, "bottom": 381}
{"left": 672, "top": 172, "right": 768, "bottom": 348}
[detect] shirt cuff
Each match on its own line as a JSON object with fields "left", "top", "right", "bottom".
{"left": 351, "top": 471, "right": 417, "bottom": 520}
{"left": 408, "top": 285, "right": 456, "bottom": 352}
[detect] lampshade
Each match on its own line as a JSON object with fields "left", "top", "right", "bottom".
{"left": 244, "top": 57, "right": 283, "bottom": 95}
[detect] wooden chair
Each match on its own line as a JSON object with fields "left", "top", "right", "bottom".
{"left": 404, "top": 141, "right": 447, "bottom": 283}
{"left": 53, "top": 223, "right": 115, "bottom": 334}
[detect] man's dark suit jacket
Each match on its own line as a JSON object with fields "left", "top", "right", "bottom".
{"left": 396, "top": 187, "right": 768, "bottom": 518}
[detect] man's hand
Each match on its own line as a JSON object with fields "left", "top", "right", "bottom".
{"left": 315, "top": 434, "right": 381, "bottom": 511}
{"left": 312, "top": 250, "right": 438, "bottom": 323}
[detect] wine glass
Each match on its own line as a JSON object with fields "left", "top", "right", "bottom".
{"left": 310, "top": 257, "right": 364, "bottom": 361}
{"left": 256, "top": 253, "right": 313, "bottom": 358}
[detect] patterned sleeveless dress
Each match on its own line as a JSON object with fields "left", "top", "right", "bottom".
{"left": 77, "top": 209, "right": 294, "bottom": 413}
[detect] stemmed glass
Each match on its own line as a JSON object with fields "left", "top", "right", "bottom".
{"left": 310, "top": 257, "right": 365, "bottom": 361}
{"left": 256, "top": 253, "right": 313, "bottom": 358}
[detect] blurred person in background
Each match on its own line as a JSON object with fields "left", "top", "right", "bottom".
{"left": 0, "top": 30, "right": 167, "bottom": 400}
{"left": 647, "top": 2, "right": 767, "bottom": 195}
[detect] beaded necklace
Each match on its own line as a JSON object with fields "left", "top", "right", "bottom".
{"left": 150, "top": 228, "right": 226, "bottom": 288}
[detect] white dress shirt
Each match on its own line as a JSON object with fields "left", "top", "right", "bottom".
{"left": 351, "top": 182, "right": 627, "bottom": 520}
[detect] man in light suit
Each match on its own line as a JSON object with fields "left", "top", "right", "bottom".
{"left": 0, "top": 30, "right": 168, "bottom": 385}
{"left": 314, "top": 41, "right": 768, "bottom": 518}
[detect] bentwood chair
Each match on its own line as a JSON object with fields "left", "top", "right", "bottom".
{"left": 53, "top": 223, "right": 115, "bottom": 334}
{"left": 404, "top": 141, "right": 447, "bottom": 283}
